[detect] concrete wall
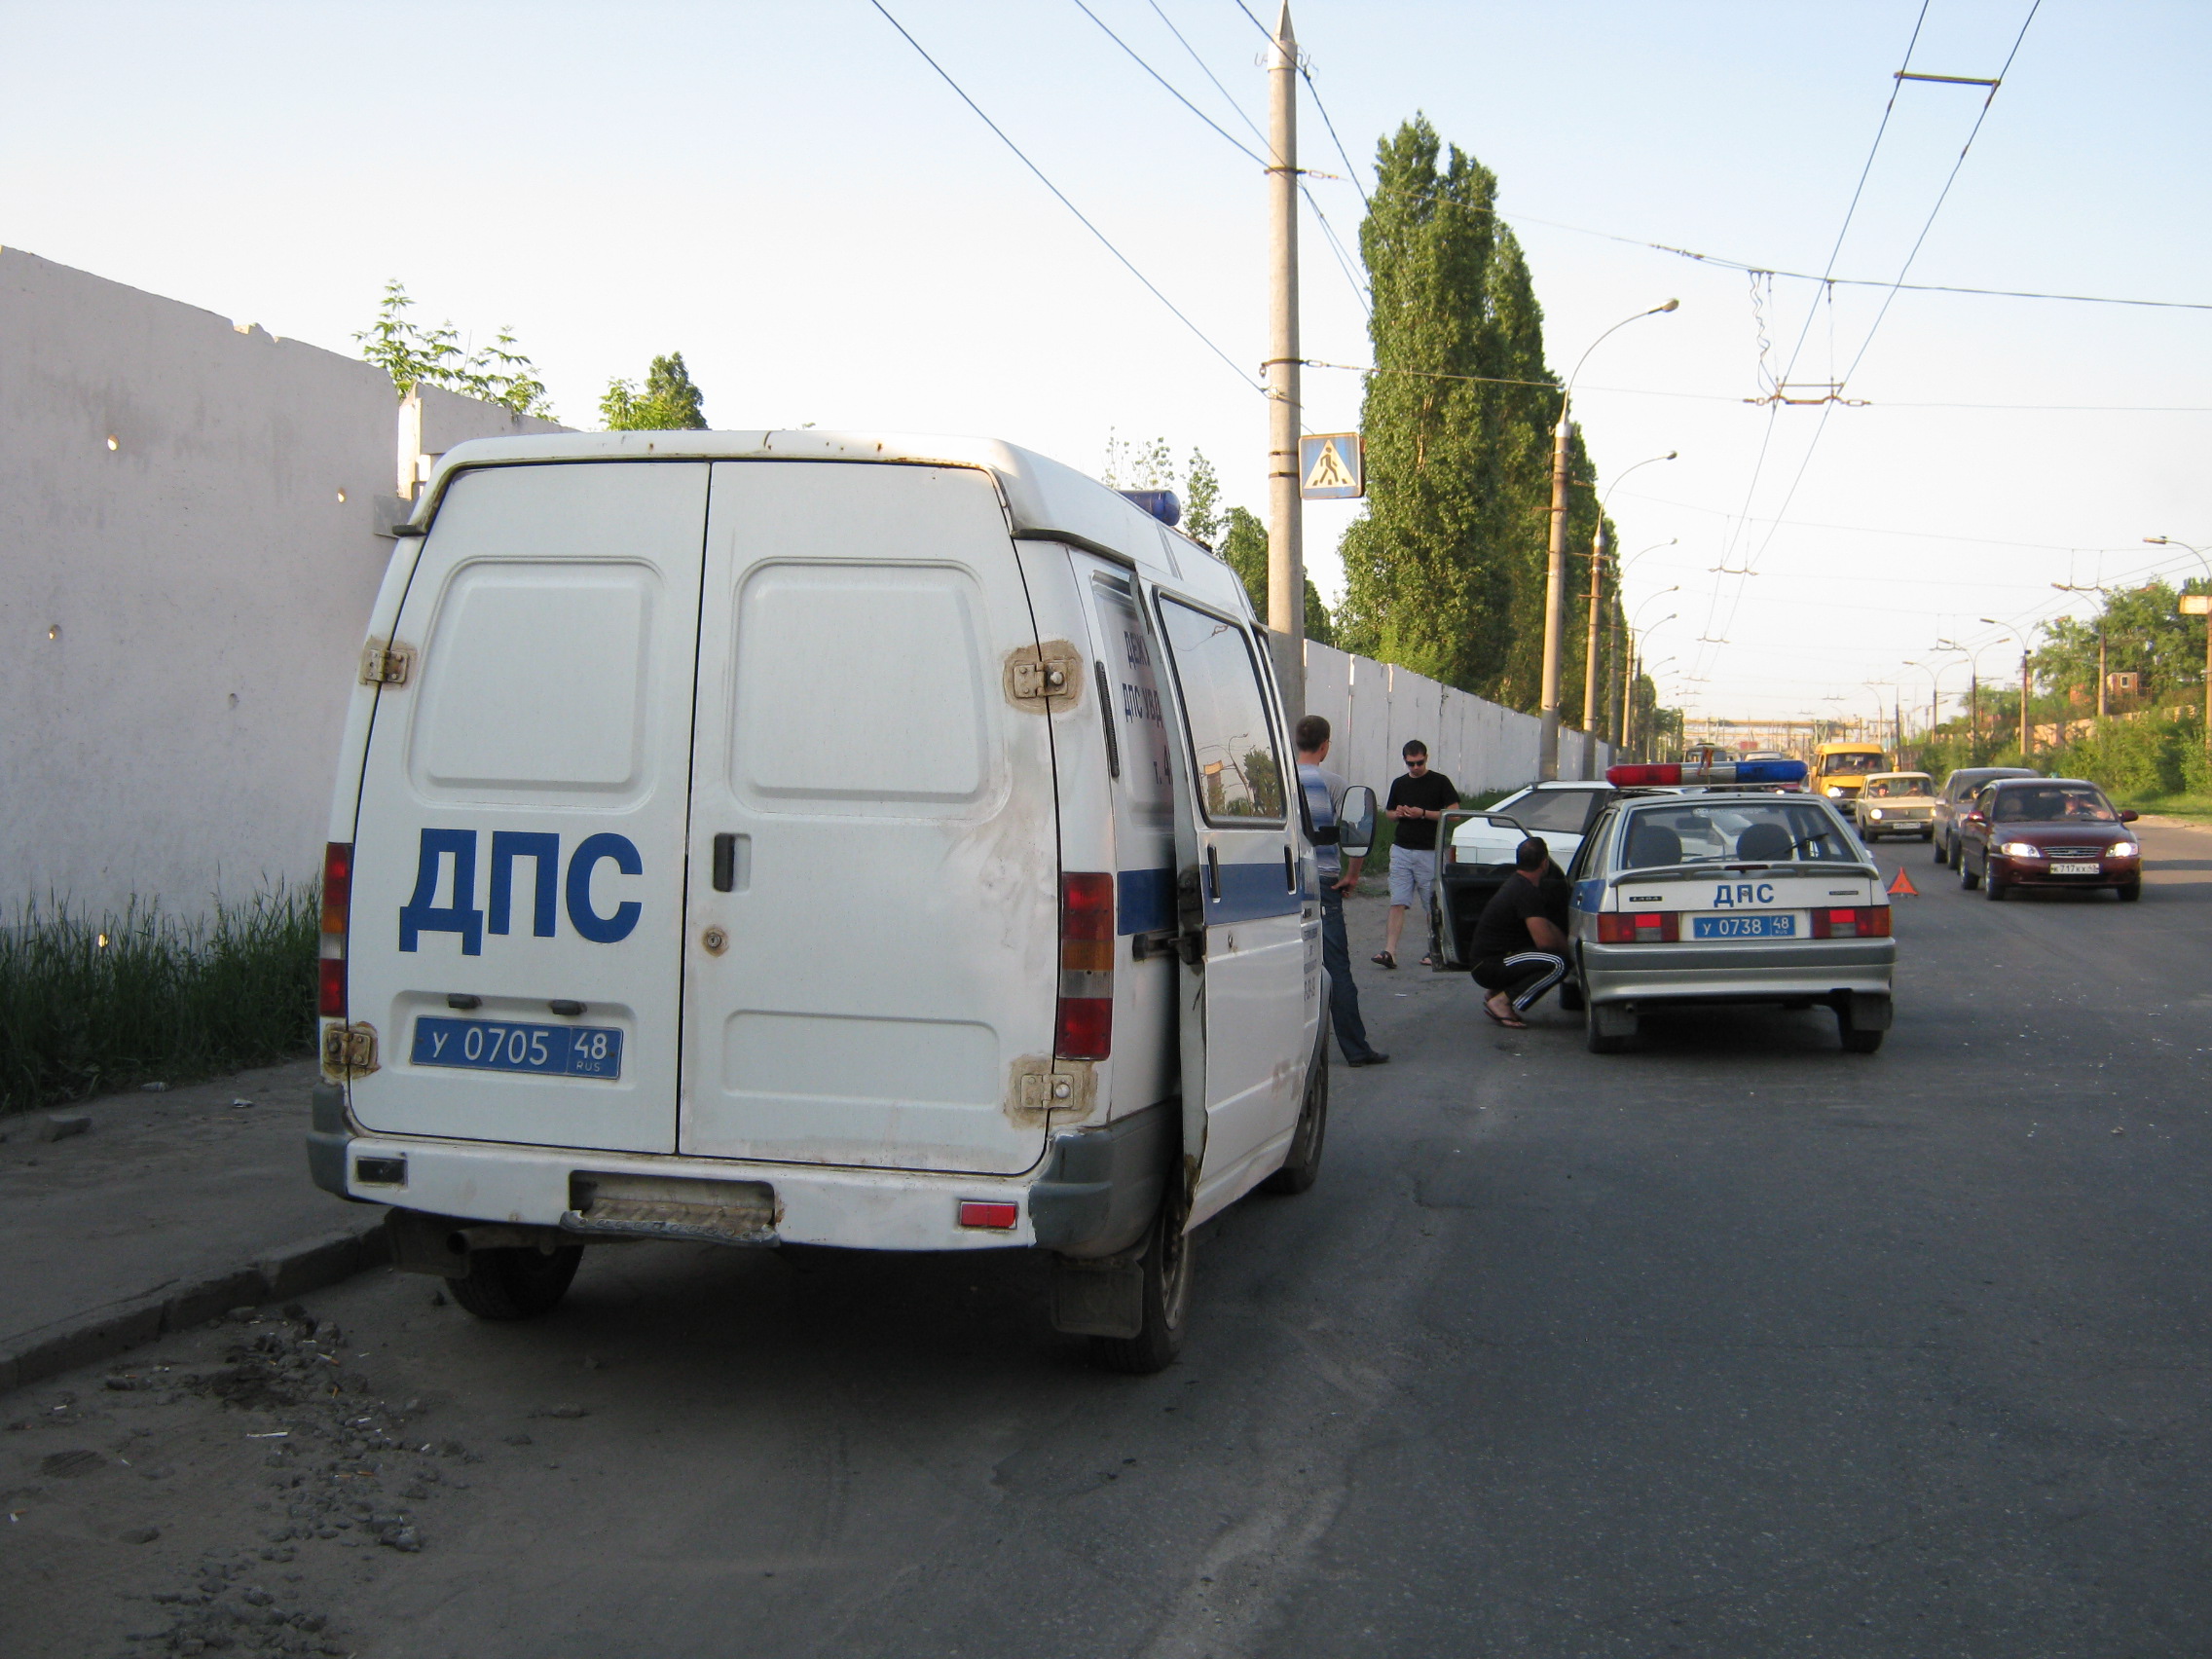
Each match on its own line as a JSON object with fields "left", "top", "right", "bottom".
{"left": 1301, "top": 641, "right": 1611, "bottom": 804}
{"left": 0, "top": 247, "right": 561, "bottom": 918}
{"left": 0, "top": 245, "right": 1603, "bottom": 918}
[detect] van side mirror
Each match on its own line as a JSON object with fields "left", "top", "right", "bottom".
{"left": 1337, "top": 786, "right": 1378, "bottom": 857}
{"left": 2120, "top": 809, "right": 2140, "bottom": 822}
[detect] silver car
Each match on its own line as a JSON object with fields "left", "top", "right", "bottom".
{"left": 1566, "top": 792, "right": 1897, "bottom": 1054}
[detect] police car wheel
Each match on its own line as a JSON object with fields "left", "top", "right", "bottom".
{"left": 1558, "top": 976, "right": 1586, "bottom": 1014}
{"left": 1842, "top": 1026, "right": 1885, "bottom": 1054}
{"left": 448, "top": 1244, "right": 584, "bottom": 1321}
{"left": 1261, "top": 1047, "right": 1328, "bottom": 1197}
{"left": 1088, "top": 1198, "right": 1192, "bottom": 1375}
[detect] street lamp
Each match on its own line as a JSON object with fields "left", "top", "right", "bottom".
{"left": 2051, "top": 581, "right": 2114, "bottom": 717}
{"left": 1539, "top": 299, "right": 1680, "bottom": 780}
{"left": 1978, "top": 617, "right": 2035, "bottom": 759}
{"left": 1581, "top": 452, "right": 1677, "bottom": 774}
{"left": 1936, "top": 635, "right": 2017, "bottom": 761}
{"left": 1625, "top": 600, "right": 1677, "bottom": 760}
{"left": 2148, "top": 536, "right": 2212, "bottom": 763}
{"left": 1607, "top": 541, "right": 1676, "bottom": 748}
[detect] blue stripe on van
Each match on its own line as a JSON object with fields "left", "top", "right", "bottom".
{"left": 1118, "top": 868, "right": 1176, "bottom": 936}
{"left": 1206, "top": 859, "right": 1304, "bottom": 924}
{"left": 1118, "top": 862, "right": 1305, "bottom": 932}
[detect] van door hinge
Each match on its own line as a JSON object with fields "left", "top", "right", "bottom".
{"left": 359, "top": 642, "right": 415, "bottom": 686}
{"left": 322, "top": 1021, "right": 380, "bottom": 1079}
{"left": 1006, "top": 642, "right": 1083, "bottom": 705}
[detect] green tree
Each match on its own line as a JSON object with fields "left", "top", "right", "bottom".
{"left": 602, "top": 352, "right": 709, "bottom": 430}
{"left": 1335, "top": 118, "right": 1611, "bottom": 719}
{"left": 353, "top": 280, "right": 554, "bottom": 418}
{"left": 1218, "top": 506, "right": 1334, "bottom": 645}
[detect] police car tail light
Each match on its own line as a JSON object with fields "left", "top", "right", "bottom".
{"left": 318, "top": 842, "right": 352, "bottom": 1018}
{"left": 1809, "top": 905, "right": 1890, "bottom": 940}
{"left": 1597, "top": 910, "right": 1677, "bottom": 943}
{"left": 1055, "top": 872, "right": 1115, "bottom": 1060}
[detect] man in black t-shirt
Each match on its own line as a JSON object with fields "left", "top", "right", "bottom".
{"left": 1469, "top": 838, "right": 1570, "bottom": 1028}
{"left": 1375, "top": 740, "right": 1459, "bottom": 969}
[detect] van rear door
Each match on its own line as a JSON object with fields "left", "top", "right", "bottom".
{"left": 678, "top": 461, "right": 1059, "bottom": 1176}
{"left": 345, "top": 461, "right": 707, "bottom": 1155}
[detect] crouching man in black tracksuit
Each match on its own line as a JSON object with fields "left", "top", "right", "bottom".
{"left": 1470, "top": 837, "right": 1570, "bottom": 1029}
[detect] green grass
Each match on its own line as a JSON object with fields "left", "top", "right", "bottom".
{"left": 0, "top": 886, "right": 319, "bottom": 1116}
{"left": 2112, "top": 792, "right": 2212, "bottom": 822}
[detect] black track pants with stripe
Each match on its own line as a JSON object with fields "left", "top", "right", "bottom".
{"left": 1472, "top": 951, "right": 1568, "bottom": 1013}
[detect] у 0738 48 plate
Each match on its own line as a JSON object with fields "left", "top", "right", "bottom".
{"left": 410, "top": 1015, "right": 624, "bottom": 1079}
{"left": 1692, "top": 913, "right": 1797, "bottom": 940}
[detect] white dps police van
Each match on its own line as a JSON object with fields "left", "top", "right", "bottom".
{"left": 309, "top": 431, "right": 1370, "bottom": 1374}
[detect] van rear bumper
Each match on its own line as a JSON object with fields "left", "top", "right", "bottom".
{"left": 327, "top": 1130, "right": 1070, "bottom": 1253}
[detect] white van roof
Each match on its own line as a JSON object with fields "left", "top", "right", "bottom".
{"left": 421, "top": 429, "right": 1247, "bottom": 609}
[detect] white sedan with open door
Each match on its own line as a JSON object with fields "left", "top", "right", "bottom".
{"left": 1565, "top": 791, "right": 1897, "bottom": 1054}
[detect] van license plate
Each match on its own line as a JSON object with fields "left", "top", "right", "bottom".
{"left": 1692, "top": 914, "right": 1795, "bottom": 940}
{"left": 410, "top": 1016, "right": 623, "bottom": 1079}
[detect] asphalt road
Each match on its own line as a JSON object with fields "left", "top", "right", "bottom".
{"left": 9, "top": 825, "right": 2212, "bottom": 1658}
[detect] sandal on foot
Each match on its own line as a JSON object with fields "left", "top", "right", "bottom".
{"left": 1483, "top": 1001, "right": 1528, "bottom": 1029}
{"left": 1371, "top": 951, "right": 1397, "bottom": 969}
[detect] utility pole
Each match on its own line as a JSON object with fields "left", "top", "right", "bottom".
{"left": 2019, "top": 652, "right": 2031, "bottom": 758}
{"left": 1582, "top": 519, "right": 1606, "bottom": 770}
{"left": 1538, "top": 406, "right": 1573, "bottom": 778}
{"left": 1264, "top": 2, "right": 1305, "bottom": 721}
{"left": 2097, "top": 627, "right": 2108, "bottom": 719}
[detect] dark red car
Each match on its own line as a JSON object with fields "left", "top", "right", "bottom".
{"left": 1956, "top": 778, "right": 2142, "bottom": 901}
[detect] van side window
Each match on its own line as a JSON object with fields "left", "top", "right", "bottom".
{"left": 1091, "top": 578, "right": 1174, "bottom": 821}
{"left": 1156, "top": 598, "right": 1286, "bottom": 824}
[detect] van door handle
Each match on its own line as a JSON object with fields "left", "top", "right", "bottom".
{"left": 1205, "top": 844, "right": 1220, "bottom": 902}
{"left": 1283, "top": 847, "right": 1296, "bottom": 891}
{"left": 712, "top": 833, "right": 737, "bottom": 893}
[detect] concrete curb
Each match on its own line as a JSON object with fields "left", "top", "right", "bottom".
{"left": 0, "top": 1216, "right": 389, "bottom": 1396}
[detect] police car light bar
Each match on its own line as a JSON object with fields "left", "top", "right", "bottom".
{"left": 1605, "top": 759, "right": 1809, "bottom": 787}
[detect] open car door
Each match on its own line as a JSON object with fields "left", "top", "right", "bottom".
{"left": 1432, "top": 810, "right": 1528, "bottom": 970}
{"left": 1138, "top": 583, "right": 1308, "bottom": 1228}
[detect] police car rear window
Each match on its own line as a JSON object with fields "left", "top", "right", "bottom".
{"left": 1617, "top": 801, "right": 1856, "bottom": 869}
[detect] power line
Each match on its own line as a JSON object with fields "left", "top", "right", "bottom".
{"left": 1069, "top": 0, "right": 1269, "bottom": 167}
{"left": 1776, "top": 0, "right": 1932, "bottom": 387}
{"left": 869, "top": 0, "right": 1262, "bottom": 393}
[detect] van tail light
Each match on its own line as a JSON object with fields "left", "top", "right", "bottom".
{"left": 1809, "top": 905, "right": 1891, "bottom": 940}
{"left": 1597, "top": 909, "right": 1678, "bottom": 943}
{"left": 1055, "top": 871, "right": 1115, "bottom": 1060}
{"left": 318, "top": 842, "right": 352, "bottom": 1018}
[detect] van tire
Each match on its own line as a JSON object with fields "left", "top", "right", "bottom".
{"left": 1261, "top": 1051, "right": 1328, "bottom": 1197}
{"left": 449, "top": 1244, "right": 584, "bottom": 1321}
{"left": 1960, "top": 853, "right": 1980, "bottom": 891}
{"left": 1087, "top": 1199, "right": 1191, "bottom": 1376}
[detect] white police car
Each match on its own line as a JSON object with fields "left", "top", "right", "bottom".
{"left": 1565, "top": 763, "right": 1896, "bottom": 1054}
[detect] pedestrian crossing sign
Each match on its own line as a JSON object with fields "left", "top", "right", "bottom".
{"left": 1299, "top": 432, "right": 1364, "bottom": 499}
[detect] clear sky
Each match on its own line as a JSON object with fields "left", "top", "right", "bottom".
{"left": 4, "top": 1, "right": 2206, "bottom": 726}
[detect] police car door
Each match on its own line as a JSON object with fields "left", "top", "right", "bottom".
{"left": 1147, "top": 589, "right": 1306, "bottom": 1224}
{"left": 345, "top": 461, "right": 707, "bottom": 1154}
{"left": 678, "top": 461, "right": 1060, "bottom": 1175}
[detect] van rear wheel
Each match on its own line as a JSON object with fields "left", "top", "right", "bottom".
{"left": 449, "top": 1244, "right": 583, "bottom": 1321}
{"left": 1088, "top": 1199, "right": 1191, "bottom": 1376}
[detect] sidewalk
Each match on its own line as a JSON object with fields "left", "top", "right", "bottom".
{"left": 0, "top": 1058, "right": 386, "bottom": 1393}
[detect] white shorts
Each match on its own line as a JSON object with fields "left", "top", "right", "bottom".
{"left": 1388, "top": 845, "right": 1437, "bottom": 910}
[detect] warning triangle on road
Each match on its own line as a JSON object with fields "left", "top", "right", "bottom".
{"left": 1887, "top": 866, "right": 1920, "bottom": 898}
{"left": 1305, "top": 438, "right": 1355, "bottom": 491}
